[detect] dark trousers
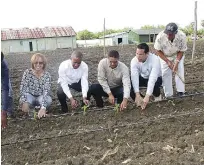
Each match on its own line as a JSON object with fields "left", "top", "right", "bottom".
{"left": 57, "top": 80, "right": 82, "bottom": 112}
{"left": 87, "top": 84, "right": 125, "bottom": 107}
{"left": 130, "top": 76, "right": 162, "bottom": 100}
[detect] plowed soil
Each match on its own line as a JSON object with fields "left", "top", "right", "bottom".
{"left": 1, "top": 41, "right": 204, "bottom": 165}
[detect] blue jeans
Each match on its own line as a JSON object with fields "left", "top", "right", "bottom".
{"left": 22, "top": 93, "right": 52, "bottom": 109}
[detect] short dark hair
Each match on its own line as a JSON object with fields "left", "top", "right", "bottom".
{"left": 137, "top": 43, "right": 149, "bottom": 53}
{"left": 108, "top": 50, "right": 119, "bottom": 58}
{"left": 71, "top": 51, "right": 83, "bottom": 59}
{"left": 1, "top": 52, "right": 4, "bottom": 61}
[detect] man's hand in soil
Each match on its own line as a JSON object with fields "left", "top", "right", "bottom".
{"left": 108, "top": 93, "right": 115, "bottom": 105}
{"left": 135, "top": 93, "right": 143, "bottom": 107}
{"left": 1, "top": 111, "right": 7, "bottom": 129}
{"left": 70, "top": 97, "right": 78, "bottom": 109}
{"left": 38, "top": 108, "right": 46, "bottom": 119}
{"left": 120, "top": 98, "right": 128, "bottom": 111}
{"left": 141, "top": 94, "right": 150, "bottom": 110}
{"left": 83, "top": 97, "right": 89, "bottom": 106}
{"left": 167, "top": 60, "right": 174, "bottom": 70}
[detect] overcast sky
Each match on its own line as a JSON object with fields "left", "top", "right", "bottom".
{"left": 1, "top": 0, "right": 204, "bottom": 32}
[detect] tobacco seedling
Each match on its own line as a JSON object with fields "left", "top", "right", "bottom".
{"left": 114, "top": 103, "right": 120, "bottom": 113}
{"left": 33, "top": 111, "right": 37, "bottom": 120}
{"left": 168, "top": 100, "right": 175, "bottom": 106}
{"left": 82, "top": 105, "right": 89, "bottom": 115}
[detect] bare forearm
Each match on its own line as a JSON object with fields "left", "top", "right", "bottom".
{"left": 156, "top": 50, "right": 169, "bottom": 63}
{"left": 176, "top": 51, "right": 184, "bottom": 62}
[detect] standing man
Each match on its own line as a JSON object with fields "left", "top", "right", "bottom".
{"left": 87, "top": 50, "right": 131, "bottom": 111}
{"left": 1, "top": 52, "right": 13, "bottom": 128}
{"left": 154, "top": 22, "right": 187, "bottom": 97}
{"left": 130, "top": 43, "right": 162, "bottom": 110}
{"left": 57, "top": 51, "right": 89, "bottom": 113}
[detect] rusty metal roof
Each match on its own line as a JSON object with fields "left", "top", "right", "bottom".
{"left": 1, "top": 26, "right": 76, "bottom": 40}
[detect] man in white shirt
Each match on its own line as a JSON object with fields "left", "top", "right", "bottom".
{"left": 87, "top": 50, "right": 131, "bottom": 111}
{"left": 57, "top": 51, "right": 89, "bottom": 113}
{"left": 154, "top": 22, "right": 187, "bottom": 97}
{"left": 130, "top": 43, "right": 162, "bottom": 110}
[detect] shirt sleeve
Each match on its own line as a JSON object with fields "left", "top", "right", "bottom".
{"left": 98, "top": 60, "right": 111, "bottom": 94}
{"left": 122, "top": 65, "right": 131, "bottom": 99}
{"left": 146, "top": 56, "right": 160, "bottom": 96}
{"left": 41, "top": 72, "right": 52, "bottom": 109}
{"left": 179, "top": 33, "right": 187, "bottom": 52}
{"left": 1, "top": 60, "right": 9, "bottom": 111}
{"left": 58, "top": 62, "right": 72, "bottom": 99}
{"left": 20, "top": 69, "right": 29, "bottom": 103}
{"left": 154, "top": 32, "right": 162, "bottom": 51}
{"left": 130, "top": 58, "right": 140, "bottom": 93}
{"left": 81, "top": 64, "right": 89, "bottom": 98}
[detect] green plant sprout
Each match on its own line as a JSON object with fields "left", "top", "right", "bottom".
{"left": 114, "top": 103, "right": 120, "bottom": 113}
{"left": 33, "top": 111, "right": 37, "bottom": 120}
{"left": 168, "top": 100, "right": 175, "bottom": 106}
{"left": 82, "top": 104, "right": 89, "bottom": 115}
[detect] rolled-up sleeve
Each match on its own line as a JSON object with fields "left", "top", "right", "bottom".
{"left": 42, "top": 72, "right": 52, "bottom": 108}
{"left": 130, "top": 59, "right": 140, "bottom": 93}
{"left": 98, "top": 60, "right": 111, "bottom": 94}
{"left": 20, "top": 69, "right": 29, "bottom": 103}
{"left": 154, "top": 32, "right": 162, "bottom": 51}
{"left": 179, "top": 34, "right": 187, "bottom": 52}
{"left": 122, "top": 66, "right": 131, "bottom": 99}
{"left": 58, "top": 63, "right": 72, "bottom": 98}
{"left": 81, "top": 64, "right": 89, "bottom": 98}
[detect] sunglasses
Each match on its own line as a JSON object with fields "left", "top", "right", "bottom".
{"left": 34, "top": 61, "right": 44, "bottom": 65}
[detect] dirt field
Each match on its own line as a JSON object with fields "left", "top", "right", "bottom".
{"left": 1, "top": 41, "right": 204, "bottom": 165}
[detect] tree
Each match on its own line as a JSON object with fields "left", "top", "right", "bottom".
{"left": 140, "top": 25, "right": 165, "bottom": 29}
{"left": 181, "top": 22, "right": 194, "bottom": 36}
{"left": 77, "top": 30, "right": 96, "bottom": 40}
{"left": 95, "top": 31, "right": 104, "bottom": 39}
{"left": 141, "top": 25, "right": 155, "bottom": 29}
{"left": 157, "top": 25, "right": 165, "bottom": 29}
{"left": 197, "top": 29, "right": 204, "bottom": 36}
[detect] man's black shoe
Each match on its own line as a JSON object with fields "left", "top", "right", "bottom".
{"left": 176, "top": 92, "right": 184, "bottom": 97}
{"left": 61, "top": 106, "right": 68, "bottom": 113}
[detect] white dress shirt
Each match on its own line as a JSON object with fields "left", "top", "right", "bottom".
{"left": 131, "top": 53, "right": 161, "bottom": 96}
{"left": 58, "top": 59, "right": 88, "bottom": 98}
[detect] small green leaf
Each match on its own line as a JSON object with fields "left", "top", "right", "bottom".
{"left": 82, "top": 105, "right": 88, "bottom": 115}
{"left": 34, "top": 111, "right": 37, "bottom": 120}
{"left": 114, "top": 104, "right": 120, "bottom": 113}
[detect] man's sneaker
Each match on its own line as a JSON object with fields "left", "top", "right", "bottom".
{"left": 154, "top": 95, "right": 162, "bottom": 102}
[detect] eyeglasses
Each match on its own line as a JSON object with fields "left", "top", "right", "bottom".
{"left": 34, "top": 61, "right": 44, "bottom": 65}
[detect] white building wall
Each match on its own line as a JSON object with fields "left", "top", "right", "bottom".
{"left": 112, "top": 33, "right": 128, "bottom": 45}
{"left": 1, "top": 36, "right": 76, "bottom": 53}
{"left": 100, "top": 38, "right": 114, "bottom": 46}
{"left": 99, "top": 33, "right": 129, "bottom": 46}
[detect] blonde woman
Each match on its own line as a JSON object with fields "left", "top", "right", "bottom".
{"left": 20, "top": 53, "right": 52, "bottom": 119}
